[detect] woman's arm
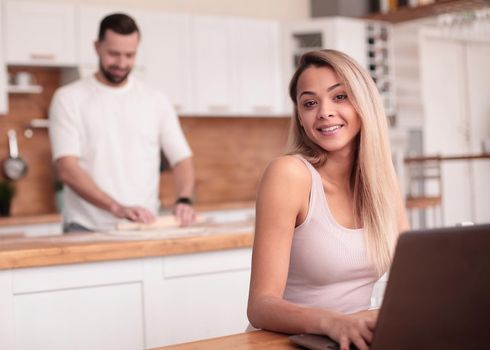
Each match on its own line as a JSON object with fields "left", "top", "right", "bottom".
{"left": 247, "top": 156, "right": 375, "bottom": 350}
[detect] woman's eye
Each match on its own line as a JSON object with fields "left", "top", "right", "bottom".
{"left": 335, "top": 94, "right": 348, "bottom": 101}
{"left": 303, "top": 100, "right": 317, "bottom": 108}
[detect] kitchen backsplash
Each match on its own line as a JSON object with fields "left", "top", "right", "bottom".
{"left": 0, "top": 67, "right": 60, "bottom": 216}
{"left": 0, "top": 68, "right": 290, "bottom": 216}
{"left": 160, "top": 117, "right": 290, "bottom": 208}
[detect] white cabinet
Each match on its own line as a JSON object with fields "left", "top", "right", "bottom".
{"left": 282, "top": 17, "right": 367, "bottom": 84}
{"left": 231, "top": 19, "right": 283, "bottom": 115}
{"left": 139, "top": 12, "right": 193, "bottom": 114}
{"left": 190, "top": 15, "right": 233, "bottom": 115}
{"left": 0, "top": 248, "right": 252, "bottom": 349}
{"left": 0, "top": 260, "right": 145, "bottom": 350}
{"left": 281, "top": 17, "right": 396, "bottom": 115}
{"left": 0, "top": 2, "right": 8, "bottom": 114}
{"left": 4, "top": 1, "right": 76, "bottom": 66}
{"left": 78, "top": 5, "right": 109, "bottom": 67}
{"left": 145, "top": 249, "right": 251, "bottom": 346}
{"left": 190, "top": 15, "right": 283, "bottom": 116}
{"left": 3, "top": 2, "right": 285, "bottom": 117}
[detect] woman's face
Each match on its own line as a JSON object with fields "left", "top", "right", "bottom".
{"left": 296, "top": 65, "right": 361, "bottom": 156}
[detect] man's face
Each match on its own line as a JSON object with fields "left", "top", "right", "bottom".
{"left": 95, "top": 29, "right": 139, "bottom": 85}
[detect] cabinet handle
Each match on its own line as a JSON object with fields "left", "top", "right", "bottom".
{"left": 252, "top": 106, "right": 273, "bottom": 114}
{"left": 207, "top": 105, "right": 229, "bottom": 113}
{"left": 30, "top": 53, "right": 56, "bottom": 61}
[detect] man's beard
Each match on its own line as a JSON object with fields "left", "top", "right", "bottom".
{"left": 99, "top": 62, "right": 131, "bottom": 85}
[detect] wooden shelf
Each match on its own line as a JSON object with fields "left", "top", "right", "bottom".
{"left": 365, "top": 0, "right": 490, "bottom": 23}
{"left": 7, "top": 84, "right": 43, "bottom": 94}
{"left": 405, "top": 153, "right": 490, "bottom": 163}
{"left": 406, "top": 196, "right": 442, "bottom": 209}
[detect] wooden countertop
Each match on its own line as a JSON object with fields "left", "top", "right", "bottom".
{"left": 151, "top": 331, "right": 297, "bottom": 350}
{"left": 0, "top": 204, "right": 256, "bottom": 270}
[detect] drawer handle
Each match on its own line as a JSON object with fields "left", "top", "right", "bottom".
{"left": 208, "top": 105, "right": 229, "bottom": 113}
{"left": 252, "top": 106, "right": 273, "bottom": 114}
{"left": 30, "top": 53, "right": 56, "bottom": 60}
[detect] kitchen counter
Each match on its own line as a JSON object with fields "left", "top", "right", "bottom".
{"left": 0, "top": 204, "right": 256, "bottom": 349}
{"left": 152, "top": 330, "right": 296, "bottom": 350}
{"left": 0, "top": 207, "right": 255, "bottom": 349}
{"left": 0, "top": 204, "right": 255, "bottom": 270}
{"left": 0, "top": 229, "right": 254, "bottom": 270}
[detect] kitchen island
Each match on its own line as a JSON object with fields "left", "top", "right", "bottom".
{"left": 0, "top": 206, "right": 255, "bottom": 350}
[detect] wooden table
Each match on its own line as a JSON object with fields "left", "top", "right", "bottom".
{"left": 151, "top": 331, "right": 297, "bottom": 350}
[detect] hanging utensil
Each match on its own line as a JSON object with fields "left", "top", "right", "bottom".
{"left": 3, "top": 129, "right": 28, "bottom": 180}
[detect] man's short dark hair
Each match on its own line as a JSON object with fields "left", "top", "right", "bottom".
{"left": 98, "top": 13, "right": 140, "bottom": 41}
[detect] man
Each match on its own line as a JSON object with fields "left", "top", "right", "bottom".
{"left": 49, "top": 13, "right": 195, "bottom": 232}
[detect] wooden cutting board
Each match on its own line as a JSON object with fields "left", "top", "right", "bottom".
{"left": 116, "top": 215, "right": 207, "bottom": 231}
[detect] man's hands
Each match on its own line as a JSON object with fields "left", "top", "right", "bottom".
{"left": 173, "top": 202, "right": 196, "bottom": 227}
{"left": 326, "top": 310, "right": 378, "bottom": 350}
{"left": 110, "top": 201, "right": 196, "bottom": 227}
{"left": 110, "top": 202, "right": 156, "bottom": 224}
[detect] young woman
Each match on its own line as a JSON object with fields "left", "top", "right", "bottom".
{"left": 247, "top": 50, "right": 409, "bottom": 350}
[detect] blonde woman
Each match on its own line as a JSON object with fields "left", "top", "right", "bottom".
{"left": 247, "top": 50, "right": 409, "bottom": 350}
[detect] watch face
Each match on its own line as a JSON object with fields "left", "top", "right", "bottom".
{"left": 5, "top": 159, "right": 27, "bottom": 180}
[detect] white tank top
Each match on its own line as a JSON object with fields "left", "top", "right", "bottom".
{"left": 283, "top": 156, "right": 378, "bottom": 314}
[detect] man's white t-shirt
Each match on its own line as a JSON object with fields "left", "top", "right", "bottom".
{"left": 49, "top": 75, "right": 192, "bottom": 231}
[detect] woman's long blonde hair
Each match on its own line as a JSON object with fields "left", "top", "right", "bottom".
{"left": 287, "top": 49, "right": 398, "bottom": 275}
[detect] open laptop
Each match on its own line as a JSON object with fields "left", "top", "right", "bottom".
{"left": 290, "top": 223, "right": 490, "bottom": 350}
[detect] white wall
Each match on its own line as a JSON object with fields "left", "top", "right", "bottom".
{"left": 13, "top": 0, "right": 311, "bottom": 20}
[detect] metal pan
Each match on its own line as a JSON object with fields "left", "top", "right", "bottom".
{"left": 3, "top": 129, "right": 28, "bottom": 180}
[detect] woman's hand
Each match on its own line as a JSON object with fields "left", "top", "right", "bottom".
{"left": 325, "top": 310, "right": 378, "bottom": 350}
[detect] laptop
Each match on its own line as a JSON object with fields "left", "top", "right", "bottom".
{"left": 290, "top": 223, "right": 490, "bottom": 350}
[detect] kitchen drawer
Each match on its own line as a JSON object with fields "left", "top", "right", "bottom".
{"left": 162, "top": 248, "right": 251, "bottom": 279}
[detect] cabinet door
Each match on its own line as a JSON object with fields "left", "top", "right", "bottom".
{"left": 145, "top": 249, "right": 252, "bottom": 347}
{"left": 4, "top": 1, "right": 76, "bottom": 66}
{"left": 466, "top": 43, "right": 490, "bottom": 223}
{"left": 191, "top": 16, "right": 233, "bottom": 115}
{"left": 78, "top": 6, "right": 147, "bottom": 69}
{"left": 420, "top": 36, "right": 472, "bottom": 225}
{"left": 139, "top": 12, "right": 192, "bottom": 114}
{"left": 0, "top": 4, "right": 8, "bottom": 114}
{"left": 231, "top": 19, "right": 282, "bottom": 115}
{"left": 3, "top": 260, "right": 145, "bottom": 350}
{"left": 329, "top": 18, "right": 367, "bottom": 69}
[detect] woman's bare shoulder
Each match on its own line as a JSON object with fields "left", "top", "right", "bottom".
{"left": 264, "top": 155, "right": 310, "bottom": 181}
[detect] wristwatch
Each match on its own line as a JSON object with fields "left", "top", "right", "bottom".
{"left": 175, "top": 197, "right": 193, "bottom": 206}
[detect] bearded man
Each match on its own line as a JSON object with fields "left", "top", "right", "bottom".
{"left": 49, "top": 13, "right": 195, "bottom": 232}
